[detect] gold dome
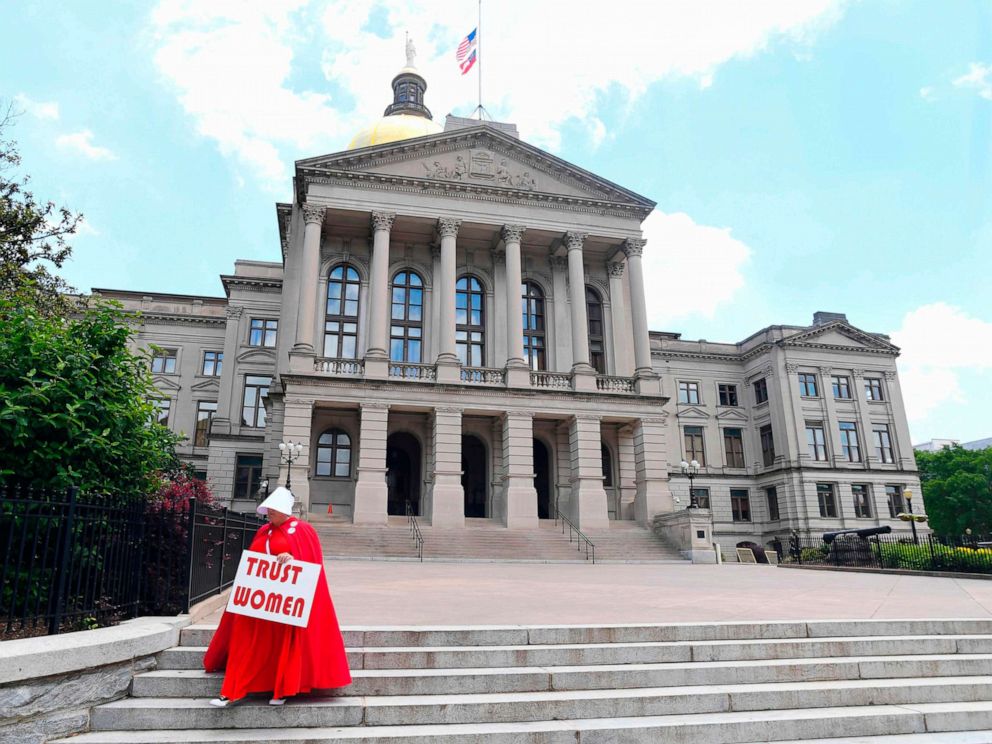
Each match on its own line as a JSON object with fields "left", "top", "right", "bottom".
{"left": 347, "top": 114, "right": 443, "bottom": 151}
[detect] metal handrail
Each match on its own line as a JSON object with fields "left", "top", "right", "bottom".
{"left": 405, "top": 500, "right": 424, "bottom": 562}
{"left": 554, "top": 507, "right": 596, "bottom": 563}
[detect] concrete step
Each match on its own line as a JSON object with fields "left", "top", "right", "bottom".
{"left": 165, "top": 636, "right": 992, "bottom": 671}
{"left": 134, "top": 654, "right": 992, "bottom": 697}
{"left": 89, "top": 677, "right": 992, "bottom": 730}
{"left": 176, "top": 619, "right": 992, "bottom": 647}
{"left": 59, "top": 701, "right": 992, "bottom": 742}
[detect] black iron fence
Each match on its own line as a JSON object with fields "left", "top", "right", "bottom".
{"left": 1, "top": 483, "right": 264, "bottom": 637}
{"left": 782, "top": 532, "right": 992, "bottom": 574}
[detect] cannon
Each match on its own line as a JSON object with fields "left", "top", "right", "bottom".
{"left": 822, "top": 525, "right": 892, "bottom": 545}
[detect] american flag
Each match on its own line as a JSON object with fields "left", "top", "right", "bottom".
{"left": 456, "top": 28, "right": 477, "bottom": 75}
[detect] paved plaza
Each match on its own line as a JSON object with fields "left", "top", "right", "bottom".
{"left": 206, "top": 561, "right": 992, "bottom": 627}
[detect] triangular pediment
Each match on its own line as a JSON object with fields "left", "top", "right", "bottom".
{"left": 296, "top": 126, "right": 655, "bottom": 213}
{"left": 716, "top": 408, "right": 750, "bottom": 421}
{"left": 152, "top": 375, "right": 181, "bottom": 392}
{"left": 236, "top": 347, "right": 277, "bottom": 364}
{"left": 676, "top": 406, "right": 710, "bottom": 420}
{"left": 191, "top": 378, "right": 221, "bottom": 393}
{"left": 782, "top": 322, "right": 899, "bottom": 355}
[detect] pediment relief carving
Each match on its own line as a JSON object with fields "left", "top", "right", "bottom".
{"left": 782, "top": 322, "right": 898, "bottom": 354}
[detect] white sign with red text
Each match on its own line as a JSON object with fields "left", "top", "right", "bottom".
{"left": 225, "top": 550, "right": 320, "bottom": 628}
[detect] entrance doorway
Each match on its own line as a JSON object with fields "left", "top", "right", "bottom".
{"left": 533, "top": 439, "right": 552, "bottom": 519}
{"left": 386, "top": 432, "right": 421, "bottom": 516}
{"left": 462, "top": 435, "right": 487, "bottom": 518}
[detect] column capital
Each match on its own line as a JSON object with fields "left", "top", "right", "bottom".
{"left": 493, "top": 249, "right": 506, "bottom": 266}
{"left": 549, "top": 255, "right": 568, "bottom": 271}
{"left": 501, "top": 224, "right": 526, "bottom": 243}
{"left": 852, "top": 367, "right": 865, "bottom": 379}
{"left": 622, "top": 238, "right": 646, "bottom": 258}
{"left": 819, "top": 366, "right": 833, "bottom": 375}
{"left": 225, "top": 305, "right": 244, "bottom": 319}
{"left": 607, "top": 261, "right": 625, "bottom": 278}
{"left": 371, "top": 211, "right": 396, "bottom": 232}
{"left": 361, "top": 401, "right": 390, "bottom": 411}
{"left": 564, "top": 231, "right": 588, "bottom": 252}
{"left": 435, "top": 406, "right": 464, "bottom": 415}
{"left": 303, "top": 204, "right": 326, "bottom": 225}
{"left": 437, "top": 217, "right": 461, "bottom": 238}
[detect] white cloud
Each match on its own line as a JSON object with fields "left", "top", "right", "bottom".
{"left": 150, "top": 0, "right": 847, "bottom": 188}
{"left": 55, "top": 130, "right": 118, "bottom": 161}
{"left": 890, "top": 303, "right": 992, "bottom": 424}
{"left": 641, "top": 210, "right": 751, "bottom": 328}
{"left": 14, "top": 93, "right": 60, "bottom": 120}
{"left": 953, "top": 62, "right": 992, "bottom": 100}
{"left": 919, "top": 86, "right": 936, "bottom": 102}
{"left": 76, "top": 218, "right": 100, "bottom": 237}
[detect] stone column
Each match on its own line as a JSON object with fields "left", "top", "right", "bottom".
{"left": 623, "top": 238, "right": 652, "bottom": 374}
{"left": 851, "top": 368, "right": 876, "bottom": 468}
{"left": 365, "top": 211, "right": 395, "bottom": 378}
{"left": 501, "top": 411, "right": 538, "bottom": 528}
{"left": 429, "top": 245, "right": 441, "bottom": 362}
{"left": 429, "top": 407, "right": 465, "bottom": 527}
{"left": 549, "top": 255, "right": 572, "bottom": 371}
{"left": 435, "top": 218, "right": 461, "bottom": 382}
{"left": 565, "top": 232, "right": 596, "bottom": 390}
{"left": 568, "top": 414, "right": 609, "bottom": 529}
{"left": 607, "top": 261, "right": 632, "bottom": 377}
{"left": 502, "top": 225, "right": 529, "bottom": 387}
{"left": 632, "top": 415, "right": 674, "bottom": 526}
{"left": 884, "top": 369, "right": 916, "bottom": 469}
{"left": 280, "top": 398, "right": 314, "bottom": 515}
{"left": 493, "top": 251, "right": 508, "bottom": 366}
{"left": 819, "top": 365, "right": 845, "bottom": 465}
{"left": 353, "top": 402, "right": 389, "bottom": 524}
{"left": 211, "top": 306, "right": 243, "bottom": 436}
{"left": 292, "top": 205, "right": 324, "bottom": 355}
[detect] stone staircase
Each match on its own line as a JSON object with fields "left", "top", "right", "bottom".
{"left": 312, "top": 515, "right": 685, "bottom": 563}
{"left": 54, "top": 619, "right": 992, "bottom": 743}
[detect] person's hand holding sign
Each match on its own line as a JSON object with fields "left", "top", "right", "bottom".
{"left": 276, "top": 552, "right": 292, "bottom": 565}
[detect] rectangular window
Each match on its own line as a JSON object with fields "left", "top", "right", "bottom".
{"left": 799, "top": 372, "right": 819, "bottom": 397}
{"left": 249, "top": 318, "right": 278, "bottom": 347}
{"left": 839, "top": 421, "right": 861, "bottom": 462}
{"left": 678, "top": 381, "right": 701, "bottom": 405}
{"left": 817, "top": 483, "right": 838, "bottom": 518}
{"left": 684, "top": 426, "right": 706, "bottom": 466}
{"left": 832, "top": 375, "right": 851, "bottom": 399}
{"left": 201, "top": 351, "right": 223, "bottom": 377}
{"left": 241, "top": 375, "right": 271, "bottom": 428}
{"left": 718, "top": 384, "right": 739, "bottom": 407}
{"left": 234, "top": 454, "right": 263, "bottom": 500}
{"left": 852, "top": 484, "right": 872, "bottom": 518}
{"left": 865, "top": 378, "right": 885, "bottom": 401}
{"left": 886, "top": 485, "right": 905, "bottom": 518}
{"left": 153, "top": 399, "right": 171, "bottom": 426}
{"left": 194, "top": 400, "right": 218, "bottom": 447}
{"left": 806, "top": 422, "right": 828, "bottom": 461}
{"left": 873, "top": 425, "right": 894, "bottom": 463}
{"left": 753, "top": 378, "right": 769, "bottom": 405}
{"left": 760, "top": 424, "right": 775, "bottom": 466}
{"left": 766, "top": 486, "right": 780, "bottom": 521}
{"left": 723, "top": 428, "right": 745, "bottom": 468}
{"left": 731, "top": 488, "right": 751, "bottom": 522}
{"left": 151, "top": 349, "right": 177, "bottom": 374}
{"left": 691, "top": 487, "right": 710, "bottom": 509}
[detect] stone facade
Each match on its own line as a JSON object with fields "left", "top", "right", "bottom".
{"left": 93, "top": 73, "right": 922, "bottom": 554}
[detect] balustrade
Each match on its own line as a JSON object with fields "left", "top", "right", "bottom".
{"left": 596, "top": 375, "right": 635, "bottom": 393}
{"left": 314, "top": 358, "right": 364, "bottom": 376}
{"left": 530, "top": 371, "right": 571, "bottom": 390}
{"left": 460, "top": 367, "right": 505, "bottom": 385}
{"left": 389, "top": 362, "right": 437, "bottom": 381}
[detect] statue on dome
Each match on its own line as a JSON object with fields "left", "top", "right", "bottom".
{"left": 405, "top": 34, "right": 416, "bottom": 68}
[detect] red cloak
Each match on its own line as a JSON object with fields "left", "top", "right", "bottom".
{"left": 203, "top": 518, "right": 352, "bottom": 700}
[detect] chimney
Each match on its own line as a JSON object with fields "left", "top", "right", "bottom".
{"left": 813, "top": 311, "right": 847, "bottom": 327}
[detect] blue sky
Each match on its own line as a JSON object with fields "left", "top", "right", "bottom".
{"left": 2, "top": 0, "right": 990, "bottom": 444}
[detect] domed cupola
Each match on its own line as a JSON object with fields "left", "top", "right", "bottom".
{"left": 347, "top": 37, "right": 443, "bottom": 150}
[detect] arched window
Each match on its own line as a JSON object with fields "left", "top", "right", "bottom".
{"left": 586, "top": 287, "right": 606, "bottom": 374}
{"left": 390, "top": 271, "right": 424, "bottom": 362}
{"left": 456, "top": 275, "right": 485, "bottom": 366}
{"left": 521, "top": 281, "right": 546, "bottom": 371}
{"left": 324, "top": 264, "right": 361, "bottom": 358}
{"left": 601, "top": 443, "right": 614, "bottom": 487}
{"left": 316, "top": 429, "right": 352, "bottom": 477}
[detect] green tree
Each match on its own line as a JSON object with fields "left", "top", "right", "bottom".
{"left": 0, "top": 102, "right": 81, "bottom": 317}
{"left": 917, "top": 446, "right": 992, "bottom": 537}
{"left": 0, "top": 295, "right": 182, "bottom": 494}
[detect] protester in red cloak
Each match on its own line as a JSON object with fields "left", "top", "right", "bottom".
{"left": 204, "top": 487, "right": 351, "bottom": 706}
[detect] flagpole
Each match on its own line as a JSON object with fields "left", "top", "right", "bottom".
{"left": 477, "top": 0, "right": 482, "bottom": 119}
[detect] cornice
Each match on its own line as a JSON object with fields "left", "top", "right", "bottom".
{"left": 220, "top": 276, "right": 284, "bottom": 297}
{"left": 135, "top": 312, "right": 227, "bottom": 328}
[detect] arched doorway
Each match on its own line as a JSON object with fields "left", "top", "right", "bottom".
{"left": 533, "top": 439, "right": 552, "bottom": 519}
{"left": 386, "top": 432, "right": 421, "bottom": 516}
{"left": 462, "top": 435, "right": 487, "bottom": 518}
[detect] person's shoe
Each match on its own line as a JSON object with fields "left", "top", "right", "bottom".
{"left": 209, "top": 696, "right": 243, "bottom": 708}
{"left": 269, "top": 697, "right": 286, "bottom": 706}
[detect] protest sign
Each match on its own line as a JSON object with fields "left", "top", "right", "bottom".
{"left": 225, "top": 550, "right": 321, "bottom": 628}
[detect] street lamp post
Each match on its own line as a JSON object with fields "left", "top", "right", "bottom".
{"left": 278, "top": 440, "right": 304, "bottom": 490}
{"left": 905, "top": 488, "right": 918, "bottom": 545}
{"left": 681, "top": 459, "right": 701, "bottom": 508}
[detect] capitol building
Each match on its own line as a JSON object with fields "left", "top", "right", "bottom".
{"left": 97, "top": 53, "right": 922, "bottom": 557}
